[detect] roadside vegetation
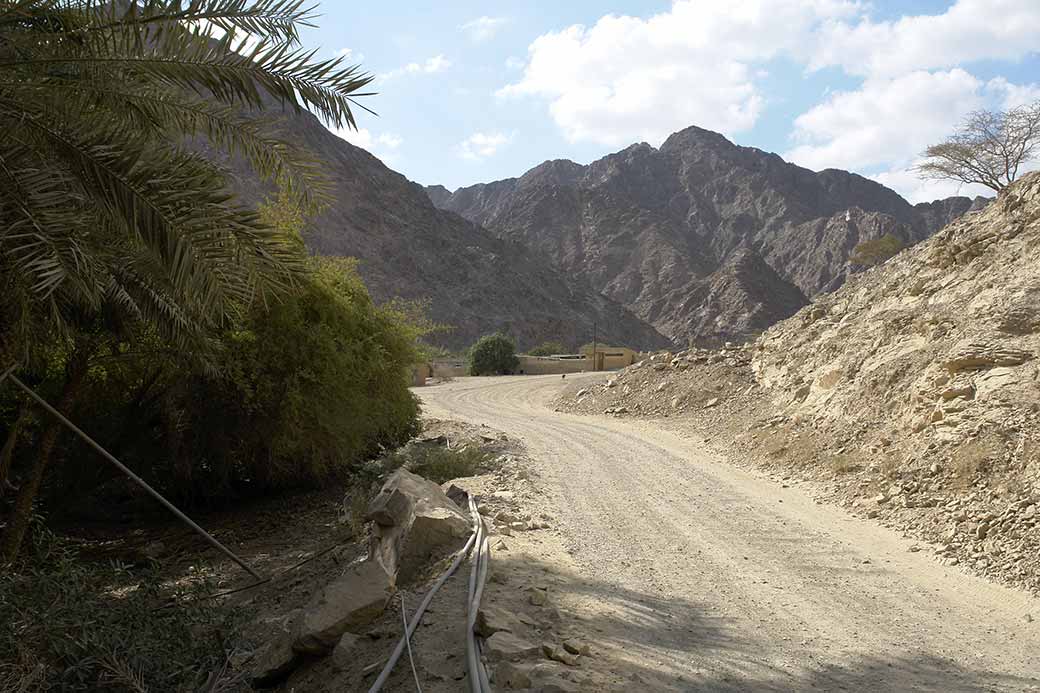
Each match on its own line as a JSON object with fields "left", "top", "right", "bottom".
{"left": 0, "top": 3, "right": 431, "bottom": 690}
{"left": 468, "top": 332, "right": 519, "bottom": 375}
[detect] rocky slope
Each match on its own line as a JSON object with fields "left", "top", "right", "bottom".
{"left": 558, "top": 173, "right": 1040, "bottom": 594}
{"left": 429, "top": 126, "right": 987, "bottom": 345}
{"left": 218, "top": 110, "right": 670, "bottom": 352}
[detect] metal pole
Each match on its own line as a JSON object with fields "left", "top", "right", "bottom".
{"left": 0, "top": 363, "right": 16, "bottom": 385}
{"left": 5, "top": 372, "right": 261, "bottom": 580}
{"left": 592, "top": 321, "right": 598, "bottom": 372}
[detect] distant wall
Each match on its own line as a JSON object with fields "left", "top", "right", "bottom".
{"left": 516, "top": 355, "right": 590, "bottom": 375}
{"left": 411, "top": 363, "right": 431, "bottom": 387}
{"left": 580, "top": 346, "right": 639, "bottom": 371}
{"left": 431, "top": 360, "right": 468, "bottom": 378}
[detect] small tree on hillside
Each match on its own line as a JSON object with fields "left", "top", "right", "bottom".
{"left": 850, "top": 234, "right": 904, "bottom": 268}
{"left": 916, "top": 103, "right": 1040, "bottom": 193}
{"left": 469, "top": 333, "right": 519, "bottom": 375}
{"left": 526, "top": 340, "right": 568, "bottom": 356}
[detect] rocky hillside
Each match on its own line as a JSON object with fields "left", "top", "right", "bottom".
{"left": 559, "top": 173, "right": 1040, "bottom": 594}
{"left": 218, "top": 110, "right": 671, "bottom": 352}
{"left": 754, "top": 172, "right": 1039, "bottom": 460}
{"left": 429, "top": 126, "right": 987, "bottom": 345}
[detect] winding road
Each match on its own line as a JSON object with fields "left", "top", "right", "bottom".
{"left": 419, "top": 374, "right": 1039, "bottom": 692}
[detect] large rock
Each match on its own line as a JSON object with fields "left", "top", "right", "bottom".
{"left": 367, "top": 469, "right": 471, "bottom": 583}
{"left": 484, "top": 631, "right": 541, "bottom": 662}
{"left": 292, "top": 558, "right": 395, "bottom": 655}
{"left": 292, "top": 469, "right": 471, "bottom": 657}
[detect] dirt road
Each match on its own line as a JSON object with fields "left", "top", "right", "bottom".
{"left": 419, "top": 375, "right": 1040, "bottom": 692}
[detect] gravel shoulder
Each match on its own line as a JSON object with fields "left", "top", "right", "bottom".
{"left": 419, "top": 375, "right": 1040, "bottom": 692}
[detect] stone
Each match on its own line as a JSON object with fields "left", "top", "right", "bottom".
{"left": 365, "top": 487, "right": 411, "bottom": 527}
{"left": 475, "top": 605, "right": 524, "bottom": 638}
{"left": 368, "top": 469, "right": 471, "bottom": 584}
{"left": 485, "top": 632, "right": 541, "bottom": 662}
{"left": 704, "top": 397, "right": 720, "bottom": 408}
{"left": 292, "top": 558, "right": 395, "bottom": 655}
{"left": 495, "top": 662, "right": 533, "bottom": 689}
{"left": 444, "top": 483, "right": 469, "bottom": 506}
{"left": 542, "top": 643, "right": 580, "bottom": 666}
{"left": 562, "top": 639, "right": 592, "bottom": 656}
{"left": 251, "top": 637, "right": 300, "bottom": 688}
{"left": 528, "top": 588, "right": 548, "bottom": 606}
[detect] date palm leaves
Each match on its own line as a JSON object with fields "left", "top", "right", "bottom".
{"left": 0, "top": 1, "right": 374, "bottom": 354}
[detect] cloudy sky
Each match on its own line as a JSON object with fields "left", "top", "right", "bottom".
{"left": 303, "top": 1, "right": 1040, "bottom": 203}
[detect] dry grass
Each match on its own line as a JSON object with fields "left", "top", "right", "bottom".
{"left": 830, "top": 455, "right": 861, "bottom": 475}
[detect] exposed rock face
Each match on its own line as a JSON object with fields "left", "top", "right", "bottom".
{"left": 753, "top": 172, "right": 1040, "bottom": 449}
{"left": 429, "top": 126, "right": 984, "bottom": 345}
{"left": 221, "top": 108, "right": 671, "bottom": 352}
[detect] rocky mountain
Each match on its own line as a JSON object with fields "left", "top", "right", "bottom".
{"left": 428, "top": 126, "right": 987, "bottom": 345}
{"left": 218, "top": 109, "right": 671, "bottom": 352}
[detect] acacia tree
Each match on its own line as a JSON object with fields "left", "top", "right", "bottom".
{"left": 0, "top": 0, "right": 373, "bottom": 561}
{"left": 916, "top": 103, "right": 1040, "bottom": 193}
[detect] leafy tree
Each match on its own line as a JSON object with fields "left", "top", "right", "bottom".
{"left": 0, "top": 0, "right": 373, "bottom": 561}
{"left": 469, "top": 333, "right": 519, "bottom": 376}
{"left": 916, "top": 103, "right": 1040, "bottom": 193}
{"left": 850, "top": 234, "right": 904, "bottom": 268}
{"left": 526, "top": 340, "right": 568, "bottom": 357}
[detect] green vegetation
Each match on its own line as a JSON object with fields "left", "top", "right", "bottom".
{"left": 385, "top": 445, "right": 493, "bottom": 485}
{"left": 0, "top": 525, "right": 241, "bottom": 692}
{"left": 468, "top": 333, "right": 519, "bottom": 375}
{"left": 0, "top": 2, "right": 414, "bottom": 559}
{"left": 526, "top": 341, "right": 569, "bottom": 356}
{"left": 850, "top": 234, "right": 905, "bottom": 268}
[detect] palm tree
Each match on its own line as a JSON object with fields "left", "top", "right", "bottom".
{"left": 0, "top": 0, "right": 374, "bottom": 560}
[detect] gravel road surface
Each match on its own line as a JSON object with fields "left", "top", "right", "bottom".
{"left": 419, "top": 375, "right": 1040, "bottom": 692}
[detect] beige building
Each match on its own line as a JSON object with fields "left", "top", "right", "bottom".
{"left": 430, "top": 359, "right": 468, "bottom": 379}
{"left": 580, "top": 345, "right": 638, "bottom": 371}
{"left": 516, "top": 355, "right": 589, "bottom": 375}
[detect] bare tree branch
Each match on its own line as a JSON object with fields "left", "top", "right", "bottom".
{"left": 915, "top": 103, "right": 1040, "bottom": 193}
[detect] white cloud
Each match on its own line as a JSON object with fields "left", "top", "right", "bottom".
{"left": 870, "top": 166, "right": 994, "bottom": 204}
{"left": 809, "top": 0, "right": 1040, "bottom": 78}
{"left": 461, "top": 16, "right": 508, "bottom": 42}
{"left": 987, "top": 77, "right": 1040, "bottom": 110}
{"left": 498, "top": 0, "right": 860, "bottom": 146}
{"left": 329, "top": 127, "right": 403, "bottom": 163}
{"left": 785, "top": 69, "right": 985, "bottom": 173}
{"left": 334, "top": 47, "right": 364, "bottom": 62}
{"left": 458, "top": 132, "right": 512, "bottom": 161}
{"left": 382, "top": 54, "right": 451, "bottom": 80}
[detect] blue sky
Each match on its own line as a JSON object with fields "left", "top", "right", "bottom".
{"left": 300, "top": 1, "right": 1040, "bottom": 203}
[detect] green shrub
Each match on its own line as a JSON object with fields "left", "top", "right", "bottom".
{"left": 469, "top": 333, "right": 519, "bottom": 376}
{"left": 0, "top": 525, "right": 242, "bottom": 692}
{"left": 382, "top": 445, "right": 492, "bottom": 484}
{"left": 851, "top": 234, "right": 904, "bottom": 267}
{"left": 526, "top": 341, "right": 568, "bottom": 357}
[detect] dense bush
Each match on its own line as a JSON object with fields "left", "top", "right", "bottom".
{"left": 468, "top": 333, "right": 519, "bottom": 376}
{"left": 525, "top": 341, "right": 569, "bottom": 356}
{"left": 851, "top": 234, "right": 905, "bottom": 267}
{"left": 53, "top": 258, "right": 423, "bottom": 504}
{"left": 0, "top": 525, "right": 241, "bottom": 692}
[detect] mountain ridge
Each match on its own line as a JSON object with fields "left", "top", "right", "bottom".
{"left": 427, "top": 125, "right": 989, "bottom": 344}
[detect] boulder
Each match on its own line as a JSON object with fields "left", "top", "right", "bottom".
{"left": 475, "top": 605, "right": 525, "bottom": 637}
{"left": 367, "top": 469, "right": 471, "bottom": 584}
{"left": 292, "top": 558, "right": 395, "bottom": 655}
{"left": 485, "top": 632, "right": 541, "bottom": 662}
{"left": 251, "top": 637, "right": 300, "bottom": 688}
